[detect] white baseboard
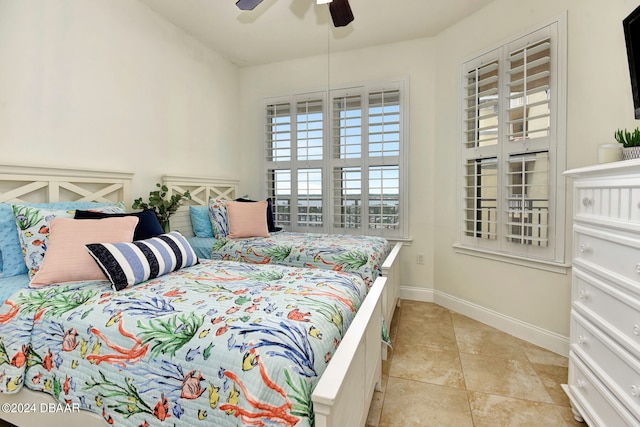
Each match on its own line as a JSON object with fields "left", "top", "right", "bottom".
{"left": 399, "top": 286, "right": 569, "bottom": 357}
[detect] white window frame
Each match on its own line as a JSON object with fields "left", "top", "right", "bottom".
{"left": 454, "top": 15, "right": 569, "bottom": 273}
{"left": 264, "top": 79, "right": 409, "bottom": 240}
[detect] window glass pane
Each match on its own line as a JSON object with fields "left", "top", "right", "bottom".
{"left": 369, "top": 90, "right": 400, "bottom": 157}
{"left": 369, "top": 165, "right": 399, "bottom": 229}
{"left": 297, "top": 100, "right": 323, "bottom": 161}
{"left": 505, "top": 152, "right": 549, "bottom": 246}
{"left": 464, "top": 158, "right": 498, "bottom": 240}
{"left": 297, "top": 168, "right": 323, "bottom": 227}
{"left": 266, "top": 103, "right": 291, "bottom": 161}
{"left": 465, "top": 61, "right": 499, "bottom": 148}
{"left": 268, "top": 169, "right": 291, "bottom": 227}
{"left": 333, "top": 167, "right": 361, "bottom": 229}
{"left": 334, "top": 95, "right": 362, "bottom": 159}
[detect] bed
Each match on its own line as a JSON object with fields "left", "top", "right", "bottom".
{"left": 162, "top": 175, "right": 402, "bottom": 347}
{"left": 0, "top": 165, "right": 386, "bottom": 427}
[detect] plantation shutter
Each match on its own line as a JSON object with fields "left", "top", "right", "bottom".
{"left": 503, "top": 30, "right": 553, "bottom": 258}
{"left": 462, "top": 50, "right": 501, "bottom": 250}
{"left": 367, "top": 89, "right": 401, "bottom": 233}
{"left": 330, "top": 86, "right": 403, "bottom": 236}
{"left": 464, "top": 158, "right": 499, "bottom": 244}
{"left": 464, "top": 59, "right": 500, "bottom": 150}
{"left": 459, "top": 20, "right": 564, "bottom": 263}
{"left": 294, "top": 96, "right": 325, "bottom": 230}
{"left": 265, "top": 80, "right": 407, "bottom": 238}
{"left": 266, "top": 100, "right": 293, "bottom": 227}
{"left": 332, "top": 92, "right": 363, "bottom": 230}
{"left": 506, "top": 38, "right": 551, "bottom": 143}
{"left": 505, "top": 152, "right": 549, "bottom": 248}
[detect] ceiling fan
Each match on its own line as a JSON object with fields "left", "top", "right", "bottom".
{"left": 235, "top": 0, "right": 354, "bottom": 27}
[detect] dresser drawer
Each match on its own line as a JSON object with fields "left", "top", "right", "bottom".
{"left": 566, "top": 352, "right": 638, "bottom": 426}
{"left": 574, "top": 225, "right": 640, "bottom": 285}
{"left": 571, "top": 310, "right": 640, "bottom": 418}
{"left": 573, "top": 267, "right": 640, "bottom": 357}
{"left": 575, "top": 180, "right": 640, "bottom": 228}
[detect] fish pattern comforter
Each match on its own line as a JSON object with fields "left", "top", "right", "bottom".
{"left": 0, "top": 260, "right": 369, "bottom": 426}
{"left": 209, "top": 232, "right": 390, "bottom": 286}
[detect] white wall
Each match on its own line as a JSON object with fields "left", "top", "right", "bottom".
{"left": 239, "top": 0, "right": 640, "bottom": 354}
{"left": 0, "top": 0, "right": 241, "bottom": 201}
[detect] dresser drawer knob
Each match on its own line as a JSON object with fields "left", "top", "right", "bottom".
{"left": 582, "top": 197, "right": 593, "bottom": 207}
{"left": 577, "top": 335, "right": 587, "bottom": 345}
{"left": 579, "top": 244, "right": 591, "bottom": 254}
{"left": 576, "top": 379, "right": 585, "bottom": 389}
{"left": 579, "top": 290, "right": 588, "bottom": 300}
{"left": 636, "top": 263, "right": 640, "bottom": 274}
{"left": 634, "top": 325, "right": 640, "bottom": 336}
{"left": 632, "top": 385, "right": 640, "bottom": 397}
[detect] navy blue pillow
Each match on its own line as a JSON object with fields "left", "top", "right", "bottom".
{"left": 74, "top": 209, "right": 164, "bottom": 240}
{"left": 235, "top": 198, "right": 280, "bottom": 232}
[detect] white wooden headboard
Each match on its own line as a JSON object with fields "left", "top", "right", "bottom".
{"left": 162, "top": 175, "right": 239, "bottom": 237}
{"left": 0, "top": 164, "right": 132, "bottom": 204}
{"left": 0, "top": 167, "right": 239, "bottom": 238}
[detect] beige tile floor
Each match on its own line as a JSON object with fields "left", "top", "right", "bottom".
{"left": 366, "top": 300, "right": 584, "bottom": 427}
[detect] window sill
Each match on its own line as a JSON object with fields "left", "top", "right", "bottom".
{"left": 452, "top": 243, "right": 571, "bottom": 275}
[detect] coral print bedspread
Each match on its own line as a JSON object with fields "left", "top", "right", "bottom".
{"left": 0, "top": 260, "right": 368, "bottom": 427}
{"left": 209, "top": 232, "right": 390, "bottom": 286}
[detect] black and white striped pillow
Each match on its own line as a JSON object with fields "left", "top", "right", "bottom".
{"left": 86, "top": 231, "right": 198, "bottom": 291}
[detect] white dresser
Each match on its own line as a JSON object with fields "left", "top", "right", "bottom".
{"left": 563, "top": 159, "right": 640, "bottom": 426}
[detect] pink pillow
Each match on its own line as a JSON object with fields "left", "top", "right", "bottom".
{"left": 226, "top": 200, "right": 270, "bottom": 239}
{"left": 29, "top": 217, "right": 139, "bottom": 287}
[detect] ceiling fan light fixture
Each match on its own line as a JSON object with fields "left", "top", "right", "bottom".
{"left": 329, "top": 0, "right": 354, "bottom": 27}
{"left": 236, "top": 0, "right": 263, "bottom": 11}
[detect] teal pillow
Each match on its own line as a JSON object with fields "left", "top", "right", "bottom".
{"left": 0, "top": 203, "right": 28, "bottom": 277}
{"left": 190, "top": 205, "right": 214, "bottom": 238}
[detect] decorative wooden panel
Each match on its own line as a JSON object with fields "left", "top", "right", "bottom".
{"left": 162, "top": 175, "right": 239, "bottom": 237}
{"left": 0, "top": 164, "right": 132, "bottom": 204}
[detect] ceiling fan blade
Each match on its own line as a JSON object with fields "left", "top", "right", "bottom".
{"left": 329, "top": 0, "right": 354, "bottom": 27}
{"left": 236, "top": 0, "right": 263, "bottom": 10}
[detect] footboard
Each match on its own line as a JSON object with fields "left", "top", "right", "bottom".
{"left": 381, "top": 243, "right": 402, "bottom": 323}
{"left": 312, "top": 276, "right": 386, "bottom": 427}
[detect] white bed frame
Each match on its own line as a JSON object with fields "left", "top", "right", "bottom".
{"left": 0, "top": 164, "right": 132, "bottom": 426}
{"left": 0, "top": 166, "right": 400, "bottom": 427}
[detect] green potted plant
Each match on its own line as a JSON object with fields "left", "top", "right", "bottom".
{"left": 132, "top": 183, "right": 191, "bottom": 233}
{"left": 614, "top": 128, "right": 640, "bottom": 160}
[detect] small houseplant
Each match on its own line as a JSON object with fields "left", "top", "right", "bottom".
{"left": 614, "top": 128, "right": 640, "bottom": 159}
{"left": 132, "top": 183, "right": 191, "bottom": 233}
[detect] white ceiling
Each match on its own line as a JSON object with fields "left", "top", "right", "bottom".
{"left": 140, "top": 0, "right": 494, "bottom": 67}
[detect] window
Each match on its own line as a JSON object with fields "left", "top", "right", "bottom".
{"left": 458, "top": 18, "right": 566, "bottom": 267}
{"left": 265, "top": 81, "right": 407, "bottom": 239}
